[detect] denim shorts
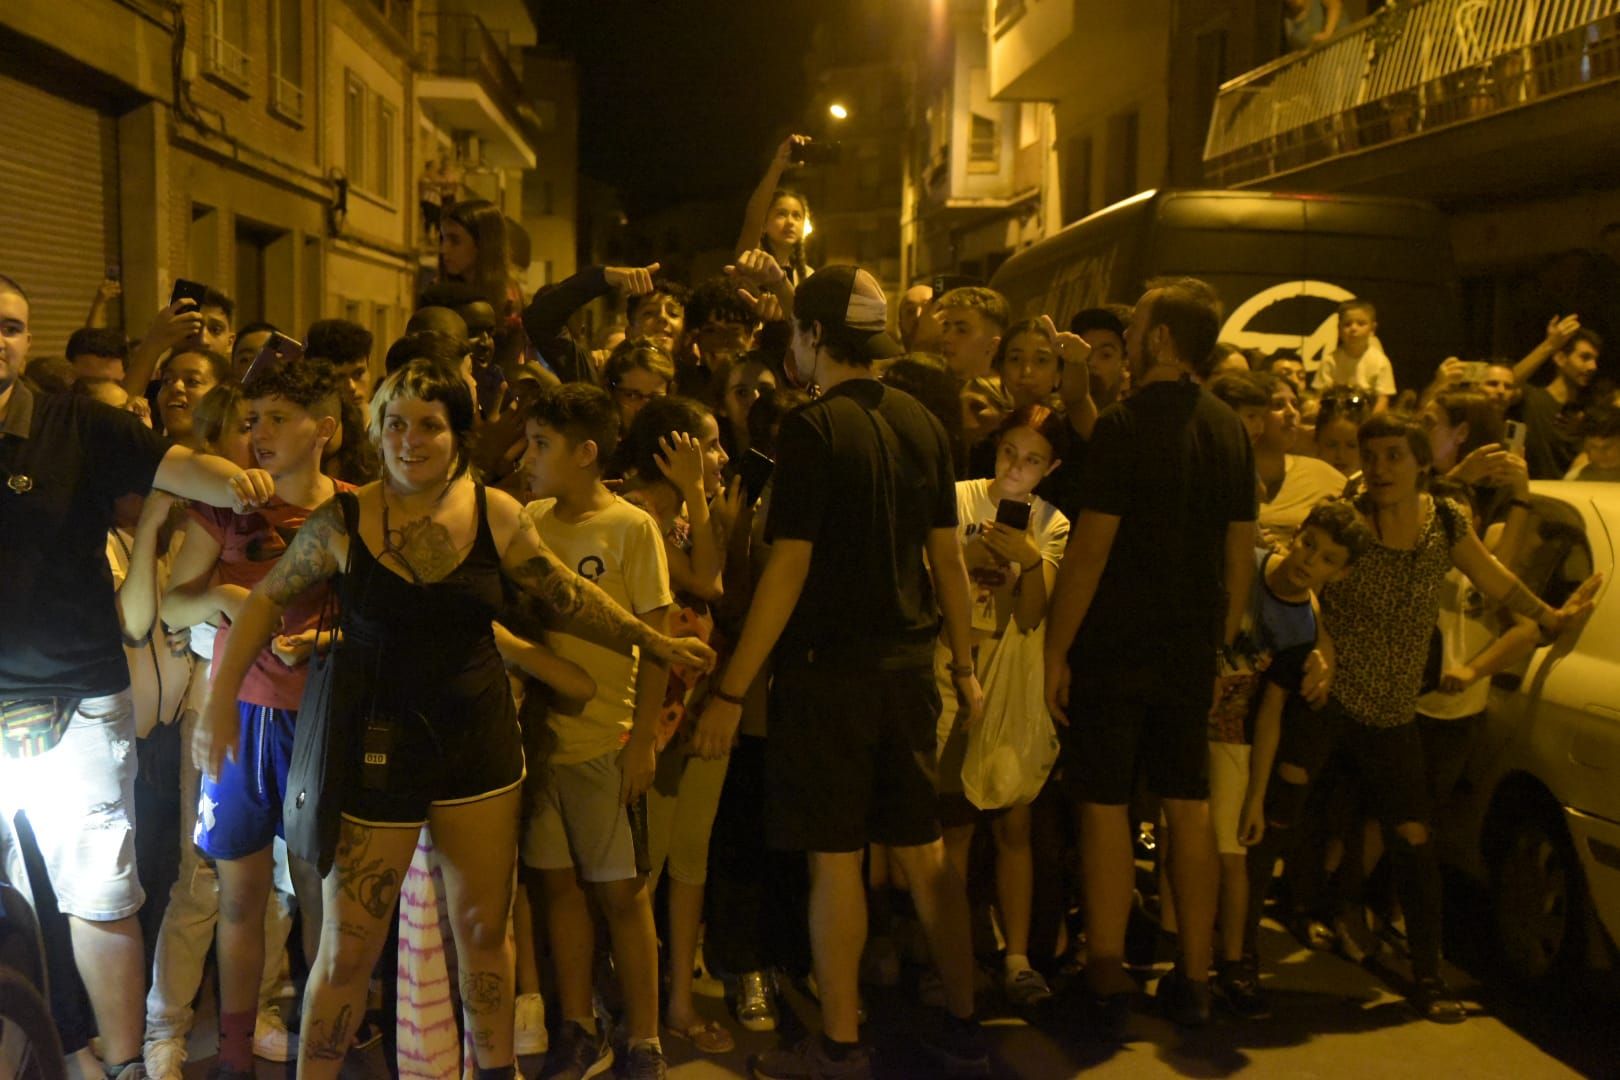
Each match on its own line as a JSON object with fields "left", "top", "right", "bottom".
{"left": 0, "top": 692, "right": 144, "bottom": 921}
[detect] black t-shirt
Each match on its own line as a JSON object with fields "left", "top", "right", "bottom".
{"left": 767, "top": 379, "right": 957, "bottom": 667}
{"left": 0, "top": 385, "right": 172, "bottom": 699}
{"left": 1070, "top": 378, "right": 1256, "bottom": 682}
{"left": 1520, "top": 384, "right": 1583, "bottom": 480}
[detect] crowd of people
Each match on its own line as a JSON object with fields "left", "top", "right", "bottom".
{"left": 0, "top": 169, "right": 1613, "bottom": 1080}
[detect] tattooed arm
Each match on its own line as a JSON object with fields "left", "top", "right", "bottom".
{"left": 195, "top": 498, "right": 346, "bottom": 779}
{"left": 1451, "top": 522, "right": 1603, "bottom": 639}
{"left": 498, "top": 502, "right": 714, "bottom": 669}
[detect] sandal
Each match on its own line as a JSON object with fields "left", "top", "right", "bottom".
{"left": 662, "top": 1017, "right": 736, "bottom": 1055}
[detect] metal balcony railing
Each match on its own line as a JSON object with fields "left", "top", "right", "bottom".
{"left": 1204, "top": 0, "right": 1620, "bottom": 186}
{"left": 417, "top": 10, "right": 541, "bottom": 149}
{"left": 201, "top": 0, "right": 251, "bottom": 90}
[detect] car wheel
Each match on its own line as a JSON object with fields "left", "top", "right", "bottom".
{"left": 1491, "top": 812, "right": 1587, "bottom": 984}
{"left": 0, "top": 964, "right": 66, "bottom": 1080}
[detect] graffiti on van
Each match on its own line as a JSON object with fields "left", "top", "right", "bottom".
{"left": 1038, "top": 248, "right": 1118, "bottom": 326}
{"left": 1219, "top": 279, "right": 1356, "bottom": 376}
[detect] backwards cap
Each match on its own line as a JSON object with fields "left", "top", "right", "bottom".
{"left": 794, "top": 265, "right": 903, "bottom": 363}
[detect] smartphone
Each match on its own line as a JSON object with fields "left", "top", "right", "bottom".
{"left": 1460, "top": 360, "right": 1489, "bottom": 384}
{"left": 790, "top": 139, "right": 842, "bottom": 165}
{"left": 995, "top": 498, "right": 1032, "bottom": 531}
{"left": 739, "top": 448, "right": 776, "bottom": 506}
{"left": 1504, "top": 419, "right": 1527, "bottom": 457}
{"left": 243, "top": 331, "right": 304, "bottom": 383}
{"left": 170, "top": 278, "right": 209, "bottom": 308}
{"left": 105, "top": 264, "right": 121, "bottom": 283}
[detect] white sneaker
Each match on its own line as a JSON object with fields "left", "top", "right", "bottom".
{"left": 253, "top": 1007, "right": 294, "bottom": 1062}
{"left": 514, "top": 991, "right": 549, "bottom": 1056}
{"left": 143, "top": 1036, "right": 187, "bottom": 1080}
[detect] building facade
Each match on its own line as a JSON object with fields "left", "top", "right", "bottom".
{"left": 1, "top": 0, "right": 564, "bottom": 372}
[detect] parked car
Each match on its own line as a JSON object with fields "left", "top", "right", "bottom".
{"left": 1436, "top": 482, "right": 1620, "bottom": 984}
{"left": 989, "top": 188, "right": 1462, "bottom": 392}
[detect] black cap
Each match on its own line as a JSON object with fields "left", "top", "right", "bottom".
{"left": 795, "top": 265, "right": 904, "bottom": 363}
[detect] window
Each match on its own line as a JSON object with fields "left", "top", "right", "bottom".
{"left": 202, "top": 0, "right": 250, "bottom": 89}
{"left": 376, "top": 100, "right": 396, "bottom": 201}
{"left": 345, "top": 72, "right": 367, "bottom": 189}
{"left": 967, "top": 68, "right": 1000, "bottom": 174}
{"left": 1104, "top": 110, "right": 1139, "bottom": 205}
{"left": 271, "top": 0, "right": 304, "bottom": 121}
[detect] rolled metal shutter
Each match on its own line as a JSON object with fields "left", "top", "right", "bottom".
{"left": 0, "top": 70, "right": 121, "bottom": 358}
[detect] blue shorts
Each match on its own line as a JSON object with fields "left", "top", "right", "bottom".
{"left": 194, "top": 702, "right": 297, "bottom": 861}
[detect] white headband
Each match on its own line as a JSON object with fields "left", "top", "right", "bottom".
{"left": 845, "top": 291, "right": 887, "bottom": 331}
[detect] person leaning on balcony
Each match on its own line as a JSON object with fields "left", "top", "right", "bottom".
{"left": 1282, "top": 0, "right": 1342, "bottom": 52}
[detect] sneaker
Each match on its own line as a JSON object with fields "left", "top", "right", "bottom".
{"left": 1411, "top": 976, "right": 1467, "bottom": 1024}
{"left": 617, "top": 1043, "right": 668, "bottom": 1079}
{"left": 1154, "top": 968, "right": 1212, "bottom": 1028}
{"left": 253, "top": 1006, "right": 293, "bottom": 1062}
{"left": 1289, "top": 914, "right": 1336, "bottom": 952}
{"left": 542, "top": 1019, "right": 614, "bottom": 1080}
{"left": 922, "top": 1017, "right": 992, "bottom": 1078}
{"left": 735, "top": 970, "right": 779, "bottom": 1033}
{"left": 515, "top": 991, "right": 550, "bottom": 1056}
{"left": 143, "top": 1037, "right": 187, "bottom": 1080}
{"left": 752, "top": 1035, "right": 873, "bottom": 1080}
{"left": 1004, "top": 966, "right": 1053, "bottom": 1008}
{"left": 1213, "top": 957, "right": 1271, "bottom": 1020}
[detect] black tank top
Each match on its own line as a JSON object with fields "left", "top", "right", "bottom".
{"left": 336, "top": 485, "right": 510, "bottom": 716}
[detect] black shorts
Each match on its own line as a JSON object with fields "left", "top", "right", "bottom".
{"left": 342, "top": 683, "right": 525, "bottom": 827}
{"left": 1059, "top": 665, "right": 1214, "bottom": 805}
{"left": 767, "top": 660, "right": 942, "bottom": 853}
{"left": 1274, "top": 696, "right": 1430, "bottom": 827}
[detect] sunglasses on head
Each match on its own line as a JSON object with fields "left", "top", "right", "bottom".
{"left": 1317, "top": 390, "right": 1370, "bottom": 421}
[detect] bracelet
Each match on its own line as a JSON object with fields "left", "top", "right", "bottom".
{"left": 711, "top": 686, "right": 747, "bottom": 706}
{"left": 947, "top": 662, "right": 975, "bottom": 677}
{"left": 1507, "top": 498, "right": 1533, "bottom": 511}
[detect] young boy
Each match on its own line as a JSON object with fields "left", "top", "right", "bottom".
{"left": 1571, "top": 402, "right": 1620, "bottom": 481}
{"left": 1317, "top": 299, "right": 1395, "bottom": 410}
{"left": 1204, "top": 499, "right": 1371, "bottom": 1019}
{"left": 162, "top": 358, "right": 345, "bottom": 1078}
{"left": 938, "top": 285, "right": 1013, "bottom": 454}
{"left": 518, "top": 383, "right": 674, "bottom": 1078}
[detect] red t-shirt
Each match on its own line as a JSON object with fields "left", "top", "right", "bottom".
{"left": 191, "top": 482, "right": 353, "bottom": 710}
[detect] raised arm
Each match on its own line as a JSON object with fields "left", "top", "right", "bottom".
{"left": 735, "top": 135, "right": 806, "bottom": 256}
{"left": 1513, "top": 314, "right": 1580, "bottom": 386}
{"left": 123, "top": 300, "right": 204, "bottom": 396}
{"left": 1451, "top": 525, "right": 1603, "bottom": 639}
{"left": 152, "top": 444, "right": 275, "bottom": 511}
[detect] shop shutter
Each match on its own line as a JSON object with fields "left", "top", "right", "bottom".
{"left": 0, "top": 70, "right": 121, "bottom": 359}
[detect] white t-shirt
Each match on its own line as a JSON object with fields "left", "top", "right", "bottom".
{"left": 1416, "top": 568, "right": 1495, "bottom": 719}
{"left": 1317, "top": 340, "right": 1396, "bottom": 396}
{"left": 1259, "top": 455, "right": 1348, "bottom": 549}
{"left": 955, "top": 479, "right": 1069, "bottom": 636}
{"left": 525, "top": 497, "right": 673, "bottom": 764}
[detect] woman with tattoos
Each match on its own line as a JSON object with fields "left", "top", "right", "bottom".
{"left": 1242, "top": 411, "right": 1600, "bottom": 1024}
{"left": 197, "top": 360, "right": 713, "bottom": 1080}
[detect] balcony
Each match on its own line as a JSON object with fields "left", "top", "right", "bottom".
{"left": 1205, "top": 0, "right": 1620, "bottom": 191}
{"left": 417, "top": 10, "right": 541, "bottom": 169}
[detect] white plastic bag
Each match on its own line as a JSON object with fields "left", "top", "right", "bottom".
{"left": 960, "top": 622, "right": 1060, "bottom": 810}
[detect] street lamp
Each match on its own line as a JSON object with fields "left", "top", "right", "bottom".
{"left": 828, "top": 102, "right": 849, "bottom": 121}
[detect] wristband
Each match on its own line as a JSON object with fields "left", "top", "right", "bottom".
{"left": 947, "top": 662, "right": 975, "bottom": 678}
{"left": 711, "top": 686, "right": 747, "bottom": 706}
{"left": 1507, "top": 498, "right": 1533, "bottom": 511}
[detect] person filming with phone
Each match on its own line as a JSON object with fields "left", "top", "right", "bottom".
{"left": 736, "top": 134, "right": 827, "bottom": 287}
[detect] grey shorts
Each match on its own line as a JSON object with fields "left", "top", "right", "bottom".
{"left": 521, "top": 749, "right": 647, "bottom": 882}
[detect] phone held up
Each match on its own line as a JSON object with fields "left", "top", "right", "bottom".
{"left": 1504, "top": 419, "right": 1527, "bottom": 457}
{"left": 243, "top": 331, "right": 305, "bottom": 383}
{"left": 994, "top": 498, "right": 1032, "bottom": 532}
{"left": 789, "top": 139, "right": 842, "bottom": 166}
{"left": 170, "top": 278, "right": 209, "bottom": 308}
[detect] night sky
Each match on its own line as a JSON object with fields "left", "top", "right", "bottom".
{"left": 531, "top": 0, "right": 827, "bottom": 218}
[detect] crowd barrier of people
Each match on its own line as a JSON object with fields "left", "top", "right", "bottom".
{"left": 0, "top": 158, "right": 1614, "bottom": 1080}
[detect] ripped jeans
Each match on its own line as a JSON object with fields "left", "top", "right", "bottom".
{"left": 0, "top": 692, "right": 145, "bottom": 921}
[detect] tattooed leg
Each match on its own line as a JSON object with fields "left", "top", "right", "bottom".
{"left": 431, "top": 787, "right": 523, "bottom": 1067}
{"left": 297, "top": 819, "right": 417, "bottom": 1080}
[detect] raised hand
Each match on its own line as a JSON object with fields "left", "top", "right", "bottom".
{"left": 605, "top": 262, "right": 662, "bottom": 296}
{"left": 775, "top": 134, "right": 812, "bottom": 168}
{"left": 726, "top": 248, "right": 786, "bottom": 289}
{"left": 148, "top": 299, "right": 205, "bottom": 351}
{"left": 1042, "top": 314, "right": 1094, "bottom": 405}
{"left": 655, "top": 433, "right": 707, "bottom": 500}
{"left": 1544, "top": 313, "right": 1581, "bottom": 350}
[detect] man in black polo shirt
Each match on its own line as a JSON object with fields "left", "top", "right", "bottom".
{"left": 0, "top": 274, "right": 272, "bottom": 1079}
{"left": 693, "top": 265, "right": 989, "bottom": 1079}
{"left": 1043, "top": 278, "right": 1257, "bottom": 1033}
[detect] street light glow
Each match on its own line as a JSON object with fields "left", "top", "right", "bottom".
{"left": 829, "top": 103, "right": 849, "bottom": 120}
